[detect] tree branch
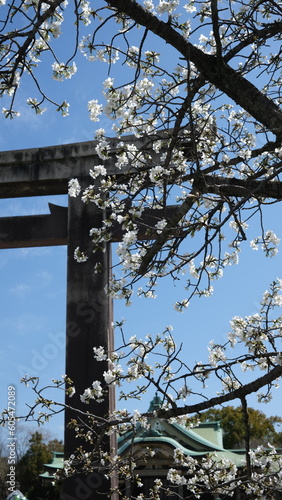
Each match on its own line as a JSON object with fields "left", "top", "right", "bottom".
{"left": 2, "top": 0, "right": 66, "bottom": 84}
{"left": 200, "top": 172, "right": 282, "bottom": 199}
{"left": 241, "top": 396, "right": 252, "bottom": 477}
{"left": 211, "top": 0, "right": 222, "bottom": 61}
{"left": 157, "top": 364, "right": 282, "bottom": 419}
{"left": 105, "top": 0, "right": 282, "bottom": 138}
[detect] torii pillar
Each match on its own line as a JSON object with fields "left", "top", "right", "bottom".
{"left": 63, "top": 193, "right": 116, "bottom": 499}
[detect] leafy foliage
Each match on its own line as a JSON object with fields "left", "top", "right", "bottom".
{"left": 17, "top": 432, "right": 63, "bottom": 500}
{"left": 199, "top": 406, "right": 282, "bottom": 449}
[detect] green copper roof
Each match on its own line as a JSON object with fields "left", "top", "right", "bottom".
{"left": 117, "top": 394, "right": 245, "bottom": 467}
{"left": 40, "top": 397, "right": 247, "bottom": 481}
{"left": 39, "top": 451, "right": 64, "bottom": 479}
{"left": 148, "top": 393, "right": 163, "bottom": 411}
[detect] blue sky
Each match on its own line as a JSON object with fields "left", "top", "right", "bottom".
{"left": 0, "top": 2, "right": 282, "bottom": 442}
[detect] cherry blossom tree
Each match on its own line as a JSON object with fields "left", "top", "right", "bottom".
{"left": 1, "top": 0, "right": 282, "bottom": 498}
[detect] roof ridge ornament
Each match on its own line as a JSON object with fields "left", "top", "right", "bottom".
{"left": 148, "top": 392, "right": 163, "bottom": 412}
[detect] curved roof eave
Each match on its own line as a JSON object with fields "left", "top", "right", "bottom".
{"left": 118, "top": 435, "right": 210, "bottom": 457}
{"left": 118, "top": 436, "right": 244, "bottom": 468}
{"left": 169, "top": 422, "right": 225, "bottom": 451}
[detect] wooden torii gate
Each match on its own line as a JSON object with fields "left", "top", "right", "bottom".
{"left": 0, "top": 135, "right": 176, "bottom": 500}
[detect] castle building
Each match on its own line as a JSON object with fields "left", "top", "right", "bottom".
{"left": 40, "top": 395, "right": 245, "bottom": 499}
{"left": 118, "top": 394, "right": 243, "bottom": 499}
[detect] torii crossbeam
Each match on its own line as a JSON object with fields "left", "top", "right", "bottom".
{"left": 0, "top": 136, "right": 176, "bottom": 500}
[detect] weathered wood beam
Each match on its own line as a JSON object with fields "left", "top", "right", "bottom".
{"left": 0, "top": 204, "right": 179, "bottom": 248}
{"left": 0, "top": 134, "right": 166, "bottom": 198}
{"left": 0, "top": 140, "right": 107, "bottom": 198}
{"left": 0, "top": 203, "right": 68, "bottom": 248}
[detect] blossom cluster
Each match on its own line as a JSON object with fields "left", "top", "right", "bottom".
{"left": 250, "top": 230, "right": 280, "bottom": 257}
{"left": 168, "top": 449, "right": 239, "bottom": 497}
{"left": 80, "top": 380, "right": 104, "bottom": 403}
{"left": 52, "top": 61, "right": 77, "bottom": 81}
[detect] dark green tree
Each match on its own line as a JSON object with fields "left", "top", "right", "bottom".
{"left": 199, "top": 406, "right": 282, "bottom": 449}
{"left": 17, "top": 431, "right": 63, "bottom": 500}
